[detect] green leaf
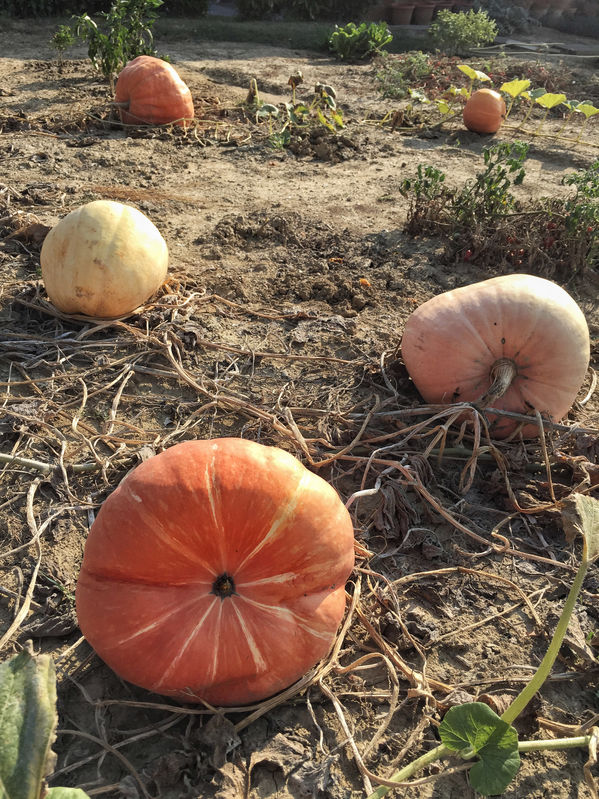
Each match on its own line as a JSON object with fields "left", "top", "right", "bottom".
{"left": 330, "top": 110, "right": 344, "bottom": 128}
{"left": 256, "top": 103, "right": 279, "bottom": 119}
{"left": 408, "top": 88, "right": 430, "bottom": 104}
{"left": 458, "top": 64, "right": 490, "bottom": 82}
{"left": 319, "top": 83, "right": 337, "bottom": 99}
{"left": 47, "top": 790, "right": 90, "bottom": 798}
{"left": 437, "top": 100, "right": 451, "bottom": 114}
{"left": 522, "top": 88, "right": 547, "bottom": 102}
{"left": 440, "top": 703, "right": 520, "bottom": 796}
{"left": 574, "top": 103, "right": 599, "bottom": 119}
{"left": 499, "top": 78, "right": 531, "bottom": 98}
{"left": 535, "top": 92, "right": 567, "bottom": 109}
{"left": 562, "top": 492, "right": 599, "bottom": 563}
{"left": 0, "top": 650, "right": 57, "bottom": 799}
{"left": 316, "top": 108, "right": 335, "bottom": 132}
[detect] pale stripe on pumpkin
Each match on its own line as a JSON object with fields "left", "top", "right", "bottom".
{"left": 236, "top": 594, "right": 332, "bottom": 641}
{"left": 230, "top": 601, "right": 268, "bottom": 673}
{"left": 123, "top": 482, "right": 217, "bottom": 576}
{"left": 236, "top": 572, "right": 299, "bottom": 588}
{"left": 235, "top": 471, "right": 310, "bottom": 573}
{"left": 154, "top": 596, "right": 220, "bottom": 689}
{"left": 112, "top": 593, "right": 204, "bottom": 647}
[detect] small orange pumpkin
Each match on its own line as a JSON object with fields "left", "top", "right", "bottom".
{"left": 115, "top": 55, "right": 194, "bottom": 127}
{"left": 76, "top": 438, "right": 355, "bottom": 706}
{"left": 463, "top": 88, "right": 506, "bottom": 134}
{"left": 400, "top": 274, "right": 590, "bottom": 438}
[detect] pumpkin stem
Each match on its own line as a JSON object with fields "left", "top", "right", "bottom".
{"left": 212, "top": 572, "right": 236, "bottom": 600}
{"left": 477, "top": 357, "right": 518, "bottom": 408}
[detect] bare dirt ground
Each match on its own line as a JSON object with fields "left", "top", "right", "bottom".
{"left": 1, "top": 17, "right": 599, "bottom": 799}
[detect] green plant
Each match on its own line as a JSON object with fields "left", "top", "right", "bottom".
{"left": 452, "top": 140, "right": 528, "bottom": 224}
{"left": 291, "top": 81, "right": 344, "bottom": 131}
{"left": 429, "top": 9, "right": 497, "bottom": 56}
{"left": 399, "top": 163, "right": 449, "bottom": 232}
{"left": 50, "top": 24, "right": 76, "bottom": 60}
{"left": 329, "top": 21, "right": 392, "bottom": 61}
{"left": 256, "top": 102, "right": 284, "bottom": 145}
{"left": 499, "top": 77, "right": 530, "bottom": 119}
{"left": 456, "top": 63, "right": 490, "bottom": 98}
{"left": 368, "top": 493, "right": 599, "bottom": 797}
{"left": 256, "top": 79, "right": 344, "bottom": 149}
{"left": 375, "top": 51, "right": 432, "bottom": 100}
{"left": 562, "top": 160, "right": 599, "bottom": 269}
{"left": 55, "top": 0, "right": 164, "bottom": 88}
{"left": 532, "top": 92, "right": 567, "bottom": 136}
{"left": 400, "top": 142, "right": 528, "bottom": 235}
{"left": 572, "top": 102, "right": 599, "bottom": 143}
{"left": 0, "top": 646, "right": 90, "bottom": 799}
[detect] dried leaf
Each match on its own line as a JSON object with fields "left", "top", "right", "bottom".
{"left": 288, "top": 755, "right": 339, "bottom": 798}
{"left": 196, "top": 715, "right": 241, "bottom": 770}
{"left": 22, "top": 611, "right": 78, "bottom": 639}
{"left": 248, "top": 733, "right": 305, "bottom": 771}
{"left": 5, "top": 222, "right": 51, "bottom": 246}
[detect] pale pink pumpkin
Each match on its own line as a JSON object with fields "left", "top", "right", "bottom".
{"left": 401, "top": 274, "right": 590, "bottom": 438}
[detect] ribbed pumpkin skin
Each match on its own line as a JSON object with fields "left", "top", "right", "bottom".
{"left": 463, "top": 88, "right": 506, "bottom": 134}
{"left": 40, "top": 200, "right": 168, "bottom": 318}
{"left": 76, "top": 438, "right": 355, "bottom": 707}
{"left": 401, "top": 274, "right": 590, "bottom": 438}
{"left": 115, "top": 55, "right": 194, "bottom": 126}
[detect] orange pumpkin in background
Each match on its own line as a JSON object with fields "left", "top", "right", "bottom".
{"left": 463, "top": 88, "right": 506, "bottom": 134}
{"left": 76, "top": 438, "right": 355, "bottom": 707}
{"left": 115, "top": 55, "right": 194, "bottom": 126}
{"left": 400, "top": 274, "right": 590, "bottom": 439}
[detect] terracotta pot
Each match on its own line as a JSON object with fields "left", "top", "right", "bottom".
{"left": 390, "top": 2, "right": 415, "bottom": 23}
{"left": 412, "top": 2, "right": 436, "bottom": 23}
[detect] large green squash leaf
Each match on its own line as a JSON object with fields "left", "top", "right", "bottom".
{"left": 0, "top": 650, "right": 90, "bottom": 799}
{"left": 0, "top": 650, "right": 57, "bottom": 799}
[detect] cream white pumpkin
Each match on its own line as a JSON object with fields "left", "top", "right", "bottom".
{"left": 40, "top": 200, "right": 168, "bottom": 318}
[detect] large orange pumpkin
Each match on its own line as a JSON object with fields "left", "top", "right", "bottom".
{"left": 400, "top": 274, "right": 590, "bottom": 438}
{"left": 463, "top": 88, "right": 506, "bottom": 134}
{"left": 115, "top": 55, "right": 194, "bottom": 127}
{"left": 76, "top": 438, "right": 355, "bottom": 706}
